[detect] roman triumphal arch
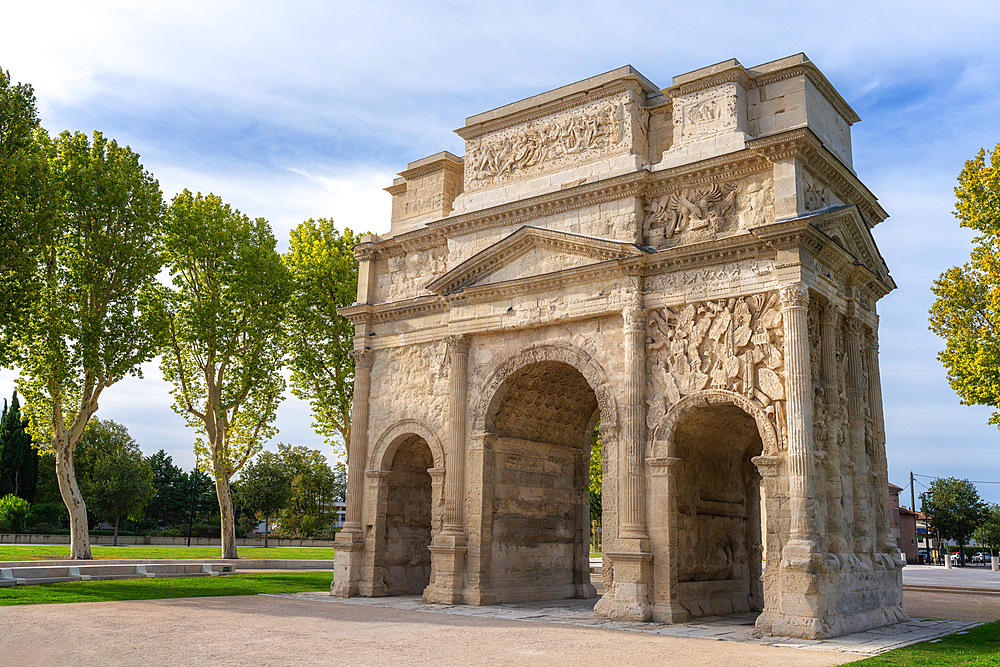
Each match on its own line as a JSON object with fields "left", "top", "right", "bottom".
{"left": 332, "top": 54, "right": 905, "bottom": 639}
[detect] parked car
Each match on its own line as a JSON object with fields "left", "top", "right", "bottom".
{"left": 972, "top": 552, "right": 990, "bottom": 563}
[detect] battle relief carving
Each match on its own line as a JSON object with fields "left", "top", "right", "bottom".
{"left": 643, "top": 182, "right": 740, "bottom": 248}
{"left": 464, "top": 99, "right": 628, "bottom": 188}
{"left": 645, "top": 291, "right": 786, "bottom": 442}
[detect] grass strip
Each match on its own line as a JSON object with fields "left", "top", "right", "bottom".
{"left": 852, "top": 620, "right": 1000, "bottom": 666}
{"left": 0, "top": 545, "right": 335, "bottom": 561}
{"left": 0, "top": 572, "right": 332, "bottom": 606}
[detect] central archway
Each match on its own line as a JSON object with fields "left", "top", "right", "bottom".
{"left": 484, "top": 359, "right": 601, "bottom": 602}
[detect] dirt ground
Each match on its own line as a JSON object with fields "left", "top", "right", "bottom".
{"left": 0, "top": 587, "right": 994, "bottom": 667}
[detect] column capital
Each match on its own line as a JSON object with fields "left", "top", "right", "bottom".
{"left": 623, "top": 308, "right": 648, "bottom": 333}
{"left": 843, "top": 316, "right": 863, "bottom": 341}
{"left": 780, "top": 283, "right": 809, "bottom": 310}
{"left": 820, "top": 302, "right": 838, "bottom": 326}
{"left": 349, "top": 347, "right": 375, "bottom": 369}
{"left": 444, "top": 334, "right": 472, "bottom": 356}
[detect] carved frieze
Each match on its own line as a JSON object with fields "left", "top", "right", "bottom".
{"left": 643, "top": 182, "right": 739, "bottom": 247}
{"left": 803, "top": 171, "right": 838, "bottom": 212}
{"left": 464, "top": 98, "right": 630, "bottom": 190}
{"left": 645, "top": 291, "right": 786, "bottom": 436}
{"left": 645, "top": 258, "right": 775, "bottom": 294}
{"left": 643, "top": 173, "right": 773, "bottom": 250}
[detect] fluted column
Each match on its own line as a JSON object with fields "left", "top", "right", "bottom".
{"left": 443, "top": 334, "right": 471, "bottom": 536}
{"left": 620, "top": 306, "right": 648, "bottom": 540}
{"left": 820, "top": 305, "right": 847, "bottom": 552}
{"left": 780, "top": 283, "right": 816, "bottom": 546}
{"left": 866, "top": 324, "right": 894, "bottom": 552}
{"left": 844, "top": 315, "right": 871, "bottom": 553}
{"left": 343, "top": 348, "right": 374, "bottom": 534}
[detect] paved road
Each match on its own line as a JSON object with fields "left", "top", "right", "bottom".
{"left": 902, "top": 563, "right": 1000, "bottom": 590}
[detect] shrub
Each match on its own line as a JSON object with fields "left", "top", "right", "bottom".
{"left": 0, "top": 495, "right": 31, "bottom": 533}
{"left": 27, "top": 502, "right": 68, "bottom": 527}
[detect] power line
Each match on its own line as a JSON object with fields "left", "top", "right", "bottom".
{"left": 912, "top": 472, "right": 1000, "bottom": 485}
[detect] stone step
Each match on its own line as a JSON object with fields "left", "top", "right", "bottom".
{"left": 0, "top": 562, "right": 233, "bottom": 587}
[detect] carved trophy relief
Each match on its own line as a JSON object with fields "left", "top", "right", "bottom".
{"left": 645, "top": 291, "right": 786, "bottom": 437}
{"left": 643, "top": 181, "right": 739, "bottom": 249}
{"left": 383, "top": 247, "right": 448, "bottom": 301}
{"left": 646, "top": 258, "right": 775, "bottom": 293}
{"left": 803, "top": 171, "right": 838, "bottom": 212}
{"left": 465, "top": 99, "right": 628, "bottom": 188}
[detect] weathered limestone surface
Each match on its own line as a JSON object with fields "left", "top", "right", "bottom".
{"left": 333, "top": 53, "right": 903, "bottom": 640}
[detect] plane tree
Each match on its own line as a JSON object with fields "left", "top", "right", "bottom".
{"left": 159, "top": 190, "right": 291, "bottom": 559}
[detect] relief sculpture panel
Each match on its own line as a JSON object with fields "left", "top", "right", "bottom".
{"left": 464, "top": 97, "right": 633, "bottom": 189}
{"left": 645, "top": 291, "right": 786, "bottom": 441}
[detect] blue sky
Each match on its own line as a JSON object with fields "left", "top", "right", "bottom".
{"left": 2, "top": 1, "right": 999, "bottom": 506}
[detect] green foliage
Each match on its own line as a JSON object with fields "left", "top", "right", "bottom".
{"left": 283, "top": 219, "right": 362, "bottom": 460}
{"left": 979, "top": 503, "right": 1000, "bottom": 555}
{"left": 0, "top": 391, "right": 38, "bottom": 502}
{"left": 920, "top": 477, "right": 984, "bottom": 560}
{"left": 0, "top": 572, "right": 335, "bottom": 607}
{"left": 276, "top": 443, "right": 344, "bottom": 535}
{"left": 852, "top": 619, "right": 1000, "bottom": 666}
{"left": 78, "top": 419, "right": 155, "bottom": 542}
{"left": 0, "top": 493, "right": 30, "bottom": 532}
{"left": 0, "top": 67, "right": 53, "bottom": 364}
{"left": 589, "top": 427, "right": 602, "bottom": 523}
{"left": 160, "top": 190, "right": 290, "bottom": 480}
{"left": 929, "top": 143, "right": 1000, "bottom": 425}
{"left": 142, "top": 450, "right": 192, "bottom": 529}
{"left": 235, "top": 450, "right": 292, "bottom": 543}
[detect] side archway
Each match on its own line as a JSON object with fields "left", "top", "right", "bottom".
{"left": 649, "top": 389, "right": 779, "bottom": 459}
{"left": 370, "top": 418, "right": 446, "bottom": 472}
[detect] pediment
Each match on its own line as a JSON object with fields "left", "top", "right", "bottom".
{"left": 807, "top": 204, "right": 893, "bottom": 287}
{"left": 426, "top": 226, "right": 648, "bottom": 296}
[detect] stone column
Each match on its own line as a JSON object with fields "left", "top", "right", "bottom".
{"left": 780, "top": 283, "right": 816, "bottom": 547}
{"left": 443, "top": 334, "right": 471, "bottom": 535}
{"left": 866, "top": 324, "right": 894, "bottom": 553}
{"left": 594, "top": 302, "right": 652, "bottom": 622}
{"left": 820, "top": 305, "right": 847, "bottom": 553}
{"left": 620, "top": 306, "right": 649, "bottom": 540}
{"left": 461, "top": 431, "right": 497, "bottom": 605}
{"left": 844, "top": 316, "right": 871, "bottom": 553}
{"left": 752, "top": 454, "right": 783, "bottom": 635}
{"left": 331, "top": 347, "right": 374, "bottom": 597}
{"left": 425, "top": 334, "right": 470, "bottom": 604}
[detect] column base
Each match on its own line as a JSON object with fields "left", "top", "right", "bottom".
{"left": 594, "top": 543, "right": 652, "bottom": 622}
{"left": 423, "top": 532, "right": 467, "bottom": 605}
{"left": 651, "top": 601, "right": 690, "bottom": 624}
{"left": 330, "top": 531, "right": 365, "bottom": 598}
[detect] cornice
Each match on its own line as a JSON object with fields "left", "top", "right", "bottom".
{"left": 456, "top": 79, "right": 638, "bottom": 141}
{"left": 400, "top": 159, "right": 464, "bottom": 181}
{"left": 666, "top": 68, "right": 753, "bottom": 97}
{"left": 747, "top": 128, "right": 888, "bottom": 227}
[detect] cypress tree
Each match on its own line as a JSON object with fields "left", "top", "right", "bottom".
{"left": 0, "top": 392, "right": 38, "bottom": 502}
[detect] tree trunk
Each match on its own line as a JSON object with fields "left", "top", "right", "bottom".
{"left": 54, "top": 442, "right": 91, "bottom": 559}
{"left": 216, "top": 474, "right": 238, "bottom": 559}
{"left": 113, "top": 514, "right": 120, "bottom": 547}
{"left": 264, "top": 515, "right": 269, "bottom": 549}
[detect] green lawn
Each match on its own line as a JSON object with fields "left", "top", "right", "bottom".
{"left": 0, "top": 545, "right": 335, "bottom": 561}
{"left": 853, "top": 621, "right": 1000, "bottom": 666}
{"left": 0, "top": 572, "right": 332, "bottom": 606}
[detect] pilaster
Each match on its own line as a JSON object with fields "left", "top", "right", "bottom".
{"left": 331, "top": 347, "right": 374, "bottom": 598}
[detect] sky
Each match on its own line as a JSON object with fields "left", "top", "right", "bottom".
{"left": 2, "top": 1, "right": 1000, "bottom": 506}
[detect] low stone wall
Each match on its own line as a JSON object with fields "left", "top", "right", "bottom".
{"left": 0, "top": 534, "right": 334, "bottom": 548}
